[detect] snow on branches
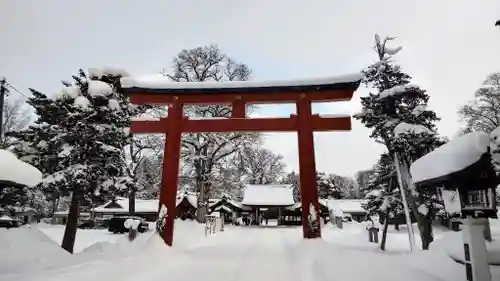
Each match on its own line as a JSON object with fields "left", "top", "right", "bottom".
{"left": 10, "top": 68, "right": 140, "bottom": 203}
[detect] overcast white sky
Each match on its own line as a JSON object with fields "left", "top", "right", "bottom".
{"left": 1, "top": 0, "right": 500, "bottom": 178}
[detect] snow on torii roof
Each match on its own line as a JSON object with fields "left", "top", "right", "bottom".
{"left": 242, "top": 184, "right": 295, "bottom": 206}
{"left": 0, "top": 150, "right": 42, "bottom": 187}
{"left": 120, "top": 73, "right": 363, "bottom": 95}
{"left": 410, "top": 132, "right": 490, "bottom": 186}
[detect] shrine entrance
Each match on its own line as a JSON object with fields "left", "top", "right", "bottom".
{"left": 122, "top": 74, "right": 361, "bottom": 246}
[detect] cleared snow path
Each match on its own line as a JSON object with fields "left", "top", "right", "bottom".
{"left": 125, "top": 227, "right": 303, "bottom": 281}
{"left": 3, "top": 224, "right": 473, "bottom": 281}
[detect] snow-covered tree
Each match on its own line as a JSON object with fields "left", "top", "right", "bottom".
{"left": 354, "top": 34, "right": 444, "bottom": 250}
{"left": 10, "top": 68, "right": 138, "bottom": 253}
{"left": 239, "top": 146, "right": 285, "bottom": 185}
{"left": 280, "top": 171, "right": 353, "bottom": 201}
{"left": 354, "top": 169, "right": 375, "bottom": 198}
{"left": 362, "top": 153, "right": 402, "bottom": 218}
{"left": 163, "top": 45, "right": 258, "bottom": 222}
{"left": 316, "top": 172, "right": 351, "bottom": 199}
{"left": 458, "top": 72, "right": 500, "bottom": 134}
{"left": 281, "top": 171, "right": 300, "bottom": 202}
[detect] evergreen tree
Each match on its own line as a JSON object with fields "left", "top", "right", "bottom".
{"left": 280, "top": 171, "right": 300, "bottom": 202}
{"left": 354, "top": 34, "right": 445, "bottom": 250}
{"left": 10, "top": 68, "right": 139, "bottom": 253}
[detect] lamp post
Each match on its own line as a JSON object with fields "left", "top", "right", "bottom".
{"left": 412, "top": 134, "right": 497, "bottom": 281}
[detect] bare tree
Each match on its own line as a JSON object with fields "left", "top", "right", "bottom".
{"left": 458, "top": 72, "right": 500, "bottom": 134}
{"left": 239, "top": 146, "right": 285, "bottom": 185}
{"left": 164, "top": 45, "right": 257, "bottom": 222}
{"left": 2, "top": 97, "right": 31, "bottom": 146}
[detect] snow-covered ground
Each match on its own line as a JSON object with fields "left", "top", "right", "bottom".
{"left": 2, "top": 220, "right": 500, "bottom": 281}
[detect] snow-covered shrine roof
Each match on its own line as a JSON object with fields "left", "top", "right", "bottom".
{"left": 241, "top": 184, "right": 295, "bottom": 206}
{"left": 0, "top": 215, "right": 14, "bottom": 221}
{"left": 410, "top": 132, "right": 490, "bottom": 186}
{"left": 120, "top": 73, "right": 363, "bottom": 95}
{"left": 0, "top": 150, "right": 42, "bottom": 187}
{"left": 176, "top": 192, "right": 198, "bottom": 208}
{"left": 94, "top": 197, "right": 159, "bottom": 213}
{"left": 209, "top": 195, "right": 250, "bottom": 210}
{"left": 327, "top": 199, "right": 367, "bottom": 214}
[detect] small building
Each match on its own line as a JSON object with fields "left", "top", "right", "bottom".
{"left": 175, "top": 192, "right": 197, "bottom": 220}
{"left": 208, "top": 195, "right": 251, "bottom": 223}
{"left": 94, "top": 197, "right": 159, "bottom": 221}
{"left": 53, "top": 211, "right": 91, "bottom": 224}
{"left": 1, "top": 206, "right": 39, "bottom": 224}
{"left": 241, "top": 184, "right": 295, "bottom": 225}
{"left": 328, "top": 199, "right": 367, "bottom": 222}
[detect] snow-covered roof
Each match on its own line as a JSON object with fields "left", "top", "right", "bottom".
{"left": 241, "top": 184, "right": 295, "bottom": 206}
{"left": 94, "top": 197, "right": 159, "bottom": 213}
{"left": 327, "top": 199, "right": 367, "bottom": 214}
{"left": 0, "top": 215, "right": 14, "bottom": 221}
{"left": 120, "top": 73, "right": 363, "bottom": 94}
{"left": 213, "top": 205, "right": 234, "bottom": 213}
{"left": 410, "top": 132, "right": 490, "bottom": 185}
{"left": 0, "top": 150, "right": 42, "bottom": 187}
{"left": 208, "top": 196, "right": 250, "bottom": 210}
{"left": 176, "top": 192, "right": 197, "bottom": 208}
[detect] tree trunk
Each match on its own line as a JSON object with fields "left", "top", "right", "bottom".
{"left": 394, "top": 223, "right": 399, "bottom": 231}
{"left": 482, "top": 219, "right": 492, "bottom": 242}
{"left": 129, "top": 187, "right": 136, "bottom": 216}
{"left": 61, "top": 192, "right": 80, "bottom": 254}
{"left": 129, "top": 145, "right": 136, "bottom": 216}
{"left": 418, "top": 217, "right": 433, "bottom": 250}
{"left": 380, "top": 209, "right": 390, "bottom": 251}
{"left": 50, "top": 195, "right": 59, "bottom": 224}
{"left": 401, "top": 162, "right": 433, "bottom": 250}
{"left": 196, "top": 182, "right": 208, "bottom": 223}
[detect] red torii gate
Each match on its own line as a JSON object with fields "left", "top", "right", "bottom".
{"left": 122, "top": 74, "right": 361, "bottom": 246}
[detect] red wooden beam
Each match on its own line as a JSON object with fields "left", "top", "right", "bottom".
{"left": 182, "top": 118, "right": 298, "bottom": 132}
{"left": 130, "top": 119, "right": 166, "bottom": 134}
{"left": 311, "top": 115, "right": 351, "bottom": 131}
{"left": 129, "top": 90, "right": 354, "bottom": 105}
{"left": 130, "top": 115, "right": 351, "bottom": 134}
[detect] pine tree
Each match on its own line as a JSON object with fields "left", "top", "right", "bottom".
{"left": 10, "top": 68, "right": 140, "bottom": 253}
{"left": 354, "top": 35, "right": 445, "bottom": 250}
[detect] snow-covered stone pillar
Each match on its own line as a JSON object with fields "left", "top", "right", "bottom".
{"left": 462, "top": 217, "right": 491, "bottom": 281}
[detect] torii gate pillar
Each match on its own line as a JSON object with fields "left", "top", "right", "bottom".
{"left": 296, "top": 98, "right": 321, "bottom": 238}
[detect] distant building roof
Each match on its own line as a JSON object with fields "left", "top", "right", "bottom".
{"left": 242, "top": 184, "right": 295, "bottom": 206}
{"left": 327, "top": 199, "right": 367, "bottom": 214}
{"left": 94, "top": 193, "right": 199, "bottom": 213}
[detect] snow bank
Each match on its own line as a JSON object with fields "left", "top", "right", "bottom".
{"left": 0, "top": 226, "right": 71, "bottom": 274}
{"left": 0, "top": 149, "right": 42, "bottom": 187}
{"left": 121, "top": 72, "right": 363, "bottom": 90}
{"left": 410, "top": 132, "right": 490, "bottom": 185}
